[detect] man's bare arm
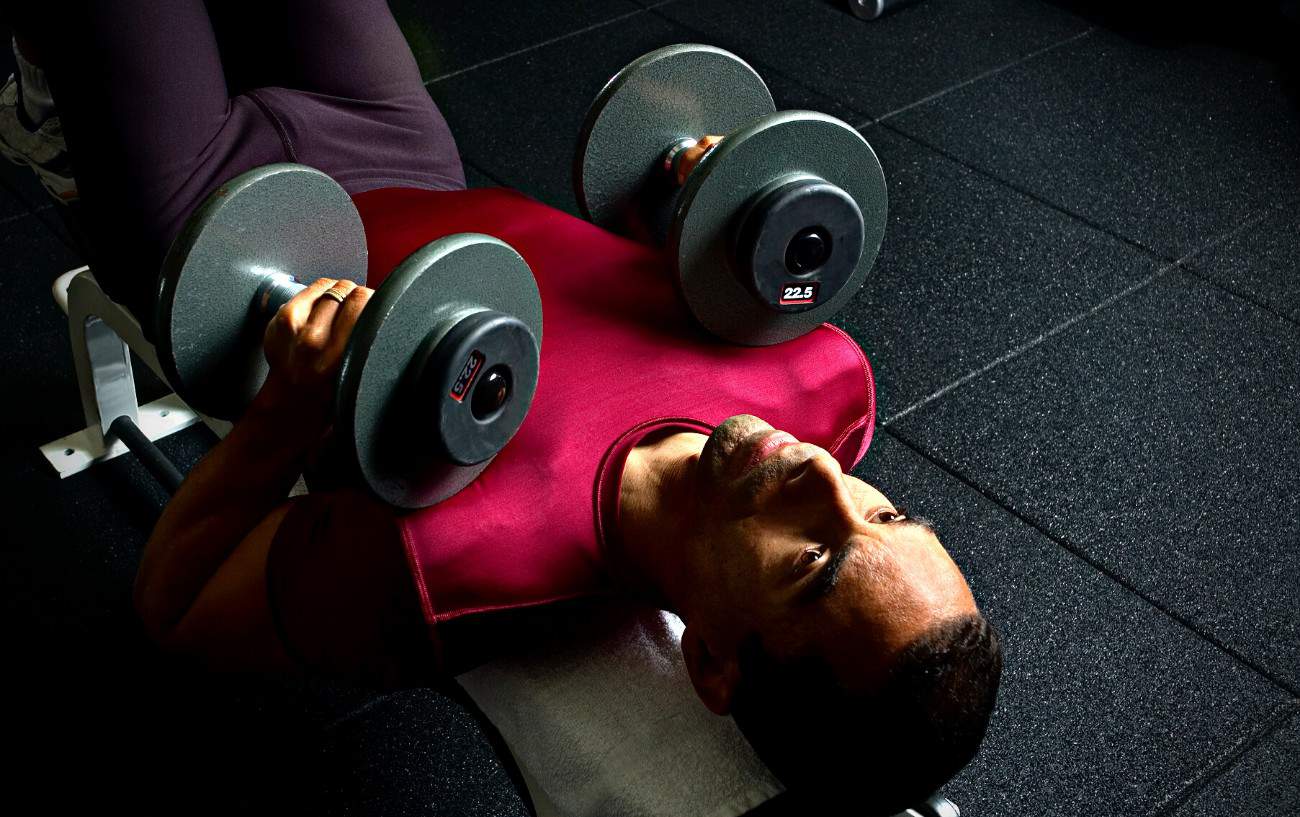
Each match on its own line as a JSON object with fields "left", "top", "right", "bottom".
{"left": 132, "top": 390, "right": 324, "bottom": 645}
{"left": 133, "top": 277, "right": 371, "bottom": 645}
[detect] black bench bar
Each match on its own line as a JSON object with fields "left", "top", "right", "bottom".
{"left": 108, "top": 414, "right": 184, "bottom": 495}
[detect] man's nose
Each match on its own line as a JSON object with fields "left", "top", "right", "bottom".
{"left": 788, "top": 452, "right": 855, "bottom": 518}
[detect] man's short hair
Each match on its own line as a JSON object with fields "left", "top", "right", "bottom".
{"left": 730, "top": 613, "right": 1003, "bottom": 815}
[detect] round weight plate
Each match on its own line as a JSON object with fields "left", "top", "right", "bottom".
{"left": 156, "top": 164, "right": 368, "bottom": 419}
{"left": 574, "top": 43, "right": 776, "bottom": 240}
{"left": 336, "top": 234, "right": 543, "bottom": 509}
{"left": 671, "top": 111, "right": 887, "bottom": 345}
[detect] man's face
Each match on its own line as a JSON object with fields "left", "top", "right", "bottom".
{"left": 682, "top": 415, "right": 977, "bottom": 697}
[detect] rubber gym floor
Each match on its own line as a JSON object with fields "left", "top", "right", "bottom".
{"left": 3, "top": 1, "right": 1297, "bottom": 814}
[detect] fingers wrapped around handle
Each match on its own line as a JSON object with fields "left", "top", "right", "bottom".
{"left": 263, "top": 278, "right": 375, "bottom": 403}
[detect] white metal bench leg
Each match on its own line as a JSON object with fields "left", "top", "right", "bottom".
{"left": 72, "top": 292, "right": 139, "bottom": 448}
{"left": 40, "top": 267, "right": 231, "bottom": 480}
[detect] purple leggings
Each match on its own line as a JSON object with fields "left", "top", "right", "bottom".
{"left": 10, "top": 0, "right": 465, "bottom": 326}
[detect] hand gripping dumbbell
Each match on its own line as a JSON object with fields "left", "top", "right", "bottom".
{"left": 154, "top": 164, "right": 542, "bottom": 508}
{"left": 574, "top": 44, "right": 887, "bottom": 345}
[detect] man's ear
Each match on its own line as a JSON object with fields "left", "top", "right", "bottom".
{"left": 681, "top": 623, "right": 741, "bottom": 715}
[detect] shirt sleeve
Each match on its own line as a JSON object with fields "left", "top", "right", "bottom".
{"left": 265, "top": 490, "right": 436, "bottom": 684}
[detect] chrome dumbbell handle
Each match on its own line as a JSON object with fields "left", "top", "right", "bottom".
{"left": 252, "top": 271, "right": 307, "bottom": 322}
{"left": 661, "top": 135, "right": 725, "bottom": 187}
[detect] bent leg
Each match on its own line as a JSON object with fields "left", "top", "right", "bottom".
{"left": 8, "top": 1, "right": 290, "bottom": 323}
{"left": 208, "top": 0, "right": 465, "bottom": 194}
{"left": 10, "top": 1, "right": 231, "bottom": 173}
{"left": 209, "top": 0, "right": 428, "bottom": 100}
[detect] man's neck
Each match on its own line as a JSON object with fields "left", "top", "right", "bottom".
{"left": 611, "top": 430, "right": 709, "bottom": 614}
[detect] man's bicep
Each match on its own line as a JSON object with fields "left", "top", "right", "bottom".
{"left": 165, "top": 501, "right": 299, "bottom": 674}
{"left": 168, "top": 490, "right": 429, "bottom": 685}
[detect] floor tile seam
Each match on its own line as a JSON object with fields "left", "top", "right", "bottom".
{"left": 883, "top": 263, "right": 1176, "bottom": 425}
{"left": 464, "top": 159, "right": 508, "bottom": 187}
{"left": 422, "top": 6, "right": 653, "bottom": 86}
{"left": 320, "top": 692, "right": 402, "bottom": 733}
{"left": 0, "top": 179, "right": 73, "bottom": 253}
{"left": 880, "top": 425, "right": 1300, "bottom": 699}
{"left": 1174, "top": 202, "right": 1282, "bottom": 268}
{"left": 0, "top": 202, "right": 56, "bottom": 233}
{"left": 1171, "top": 201, "right": 1300, "bottom": 333}
{"left": 645, "top": 6, "right": 1094, "bottom": 130}
{"left": 1148, "top": 700, "right": 1300, "bottom": 817}
{"left": 0, "top": 208, "right": 32, "bottom": 227}
{"left": 878, "top": 119, "right": 1171, "bottom": 264}
{"left": 1176, "top": 263, "right": 1300, "bottom": 334}
{"left": 872, "top": 27, "right": 1097, "bottom": 125}
{"left": 31, "top": 206, "right": 80, "bottom": 255}
{"left": 0, "top": 170, "right": 53, "bottom": 208}
{"left": 642, "top": 4, "right": 875, "bottom": 126}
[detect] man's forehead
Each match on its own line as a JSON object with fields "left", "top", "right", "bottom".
{"left": 810, "top": 516, "right": 939, "bottom": 609}
{"left": 812, "top": 534, "right": 961, "bottom": 653}
{"left": 825, "top": 523, "right": 963, "bottom": 619}
{"left": 844, "top": 473, "right": 891, "bottom": 502}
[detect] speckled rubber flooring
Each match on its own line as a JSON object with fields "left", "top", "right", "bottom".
{"left": 2, "top": 2, "right": 1297, "bottom": 814}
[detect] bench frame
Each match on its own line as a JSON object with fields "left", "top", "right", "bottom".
{"left": 39, "top": 267, "right": 231, "bottom": 479}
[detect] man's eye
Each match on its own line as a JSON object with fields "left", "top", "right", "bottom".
{"left": 872, "top": 507, "right": 907, "bottom": 523}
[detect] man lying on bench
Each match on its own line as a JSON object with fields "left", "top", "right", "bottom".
{"left": 3, "top": 1, "right": 1001, "bottom": 812}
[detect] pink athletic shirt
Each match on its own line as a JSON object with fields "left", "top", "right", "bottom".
{"left": 352, "top": 187, "right": 877, "bottom": 654}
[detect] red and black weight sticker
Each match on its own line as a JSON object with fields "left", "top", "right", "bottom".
{"left": 779, "top": 282, "right": 820, "bottom": 306}
{"left": 449, "top": 350, "right": 485, "bottom": 402}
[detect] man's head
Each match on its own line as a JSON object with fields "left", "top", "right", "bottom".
{"left": 669, "top": 415, "right": 1002, "bottom": 809}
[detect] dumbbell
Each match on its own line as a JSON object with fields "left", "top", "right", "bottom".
{"left": 574, "top": 44, "right": 887, "bottom": 346}
{"left": 154, "top": 164, "right": 542, "bottom": 508}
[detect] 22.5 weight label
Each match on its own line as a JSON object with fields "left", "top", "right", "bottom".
{"left": 450, "top": 350, "right": 485, "bottom": 402}
{"left": 779, "top": 282, "right": 820, "bottom": 305}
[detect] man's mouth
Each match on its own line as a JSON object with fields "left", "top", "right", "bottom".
{"left": 739, "top": 430, "right": 800, "bottom": 476}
